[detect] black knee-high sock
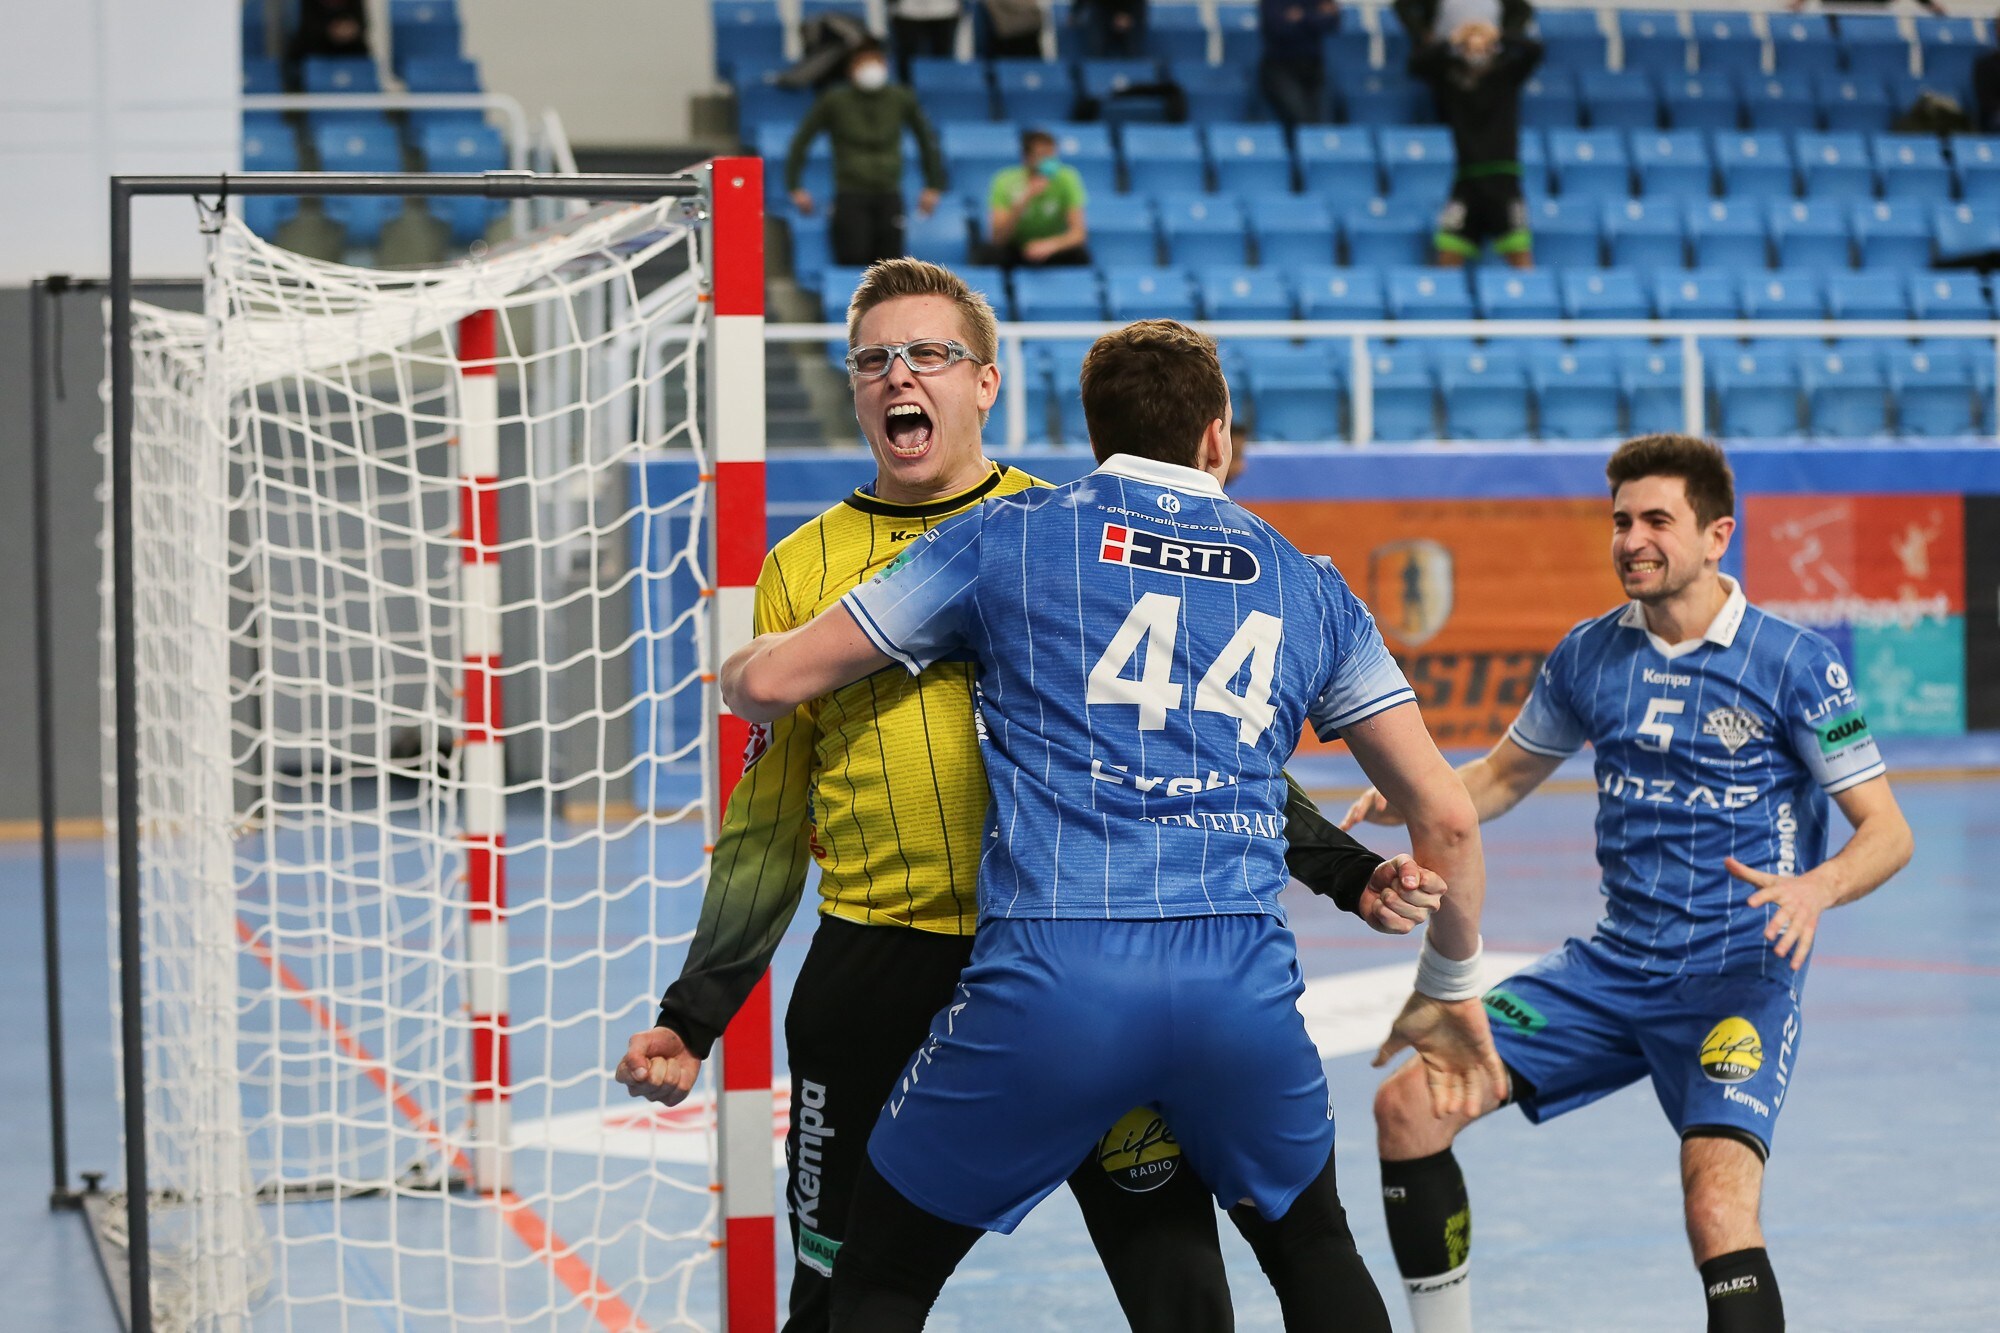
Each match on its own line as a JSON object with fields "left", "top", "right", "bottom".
{"left": 1380, "top": 1149, "right": 1471, "bottom": 1281}
{"left": 827, "top": 1159, "right": 982, "bottom": 1332}
{"left": 1228, "top": 1146, "right": 1391, "bottom": 1332}
{"left": 1700, "top": 1247, "right": 1784, "bottom": 1333}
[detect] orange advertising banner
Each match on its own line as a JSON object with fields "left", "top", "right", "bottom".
{"left": 1249, "top": 498, "right": 1625, "bottom": 749}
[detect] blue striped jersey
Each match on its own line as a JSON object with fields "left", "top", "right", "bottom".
{"left": 843, "top": 453, "right": 1415, "bottom": 922}
{"left": 1509, "top": 577, "right": 1886, "bottom": 978}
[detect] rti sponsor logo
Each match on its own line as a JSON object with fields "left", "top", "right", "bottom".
{"left": 1096, "top": 1106, "right": 1183, "bottom": 1194}
{"left": 1099, "top": 523, "right": 1258, "bottom": 583}
{"left": 1643, "top": 667, "right": 1693, "bottom": 688}
{"left": 1699, "top": 1017, "right": 1764, "bottom": 1085}
{"left": 1482, "top": 988, "right": 1548, "bottom": 1033}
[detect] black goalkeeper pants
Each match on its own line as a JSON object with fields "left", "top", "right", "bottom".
{"left": 781, "top": 914, "right": 1234, "bottom": 1332}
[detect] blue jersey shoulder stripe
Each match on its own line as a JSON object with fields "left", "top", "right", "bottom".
{"left": 1318, "top": 686, "right": 1419, "bottom": 733}
{"left": 844, "top": 598, "right": 922, "bottom": 675}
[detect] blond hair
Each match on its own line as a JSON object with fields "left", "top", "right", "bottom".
{"left": 845, "top": 258, "right": 999, "bottom": 367}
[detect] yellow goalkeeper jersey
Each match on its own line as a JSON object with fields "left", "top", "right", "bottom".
{"left": 718, "top": 462, "right": 1043, "bottom": 936}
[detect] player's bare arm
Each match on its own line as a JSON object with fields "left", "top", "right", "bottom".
{"left": 1341, "top": 732, "right": 1563, "bottom": 831}
{"left": 722, "top": 607, "right": 894, "bottom": 722}
{"left": 1724, "top": 774, "right": 1913, "bottom": 970}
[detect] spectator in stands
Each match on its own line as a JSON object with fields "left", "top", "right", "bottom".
{"left": 1394, "top": 0, "right": 1530, "bottom": 42}
{"left": 979, "top": 129, "right": 1091, "bottom": 268}
{"left": 786, "top": 42, "right": 948, "bottom": 267}
{"left": 1072, "top": 0, "right": 1147, "bottom": 58}
{"left": 287, "top": 0, "right": 370, "bottom": 69}
{"left": 980, "top": 0, "right": 1049, "bottom": 58}
{"left": 1978, "top": 45, "right": 2000, "bottom": 133}
{"left": 1411, "top": 18, "right": 1542, "bottom": 270}
{"left": 889, "top": 0, "right": 964, "bottom": 83}
{"left": 1259, "top": 0, "right": 1341, "bottom": 131}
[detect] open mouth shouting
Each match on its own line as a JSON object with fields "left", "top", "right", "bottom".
{"left": 884, "top": 401, "right": 935, "bottom": 459}
{"left": 1623, "top": 557, "right": 1664, "bottom": 579}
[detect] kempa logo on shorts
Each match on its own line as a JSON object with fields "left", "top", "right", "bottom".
{"left": 1099, "top": 522, "right": 1259, "bottom": 583}
{"left": 1702, "top": 706, "right": 1765, "bottom": 755}
{"left": 1096, "top": 1106, "right": 1183, "bottom": 1193}
{"left": 791, "top": 1080, "right": 835, "bottom": 1231}
{"left": 1482, "top": 988, "right": 1548, "bottom": 1033}
{"left": 1699, "top": 1017, "right": 1764, "bottom": 1085}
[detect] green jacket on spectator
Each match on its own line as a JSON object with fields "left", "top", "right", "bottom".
{"left": 784, "top": 84, "right": 948, "bottom": 195}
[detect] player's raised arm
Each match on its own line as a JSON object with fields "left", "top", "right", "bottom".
{"left": 721, "top": 610, "right": 895, "bottom": 722}
{"left": 1341, "top": 732, "right": 1565, "bottom": 830}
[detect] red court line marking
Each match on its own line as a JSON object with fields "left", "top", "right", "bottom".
{"left": 236, "top": 918, "right": 650, "bottom": 1333}
{"left": 1290, "top": 931, "right": 2000, "bottom": 978}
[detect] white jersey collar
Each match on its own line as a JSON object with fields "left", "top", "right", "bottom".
{"left": 1094, "top": 452, "right": 1225, "bottom": 497}
{"left": 1618, "top": 574, "right": 1747, "bottom": 660}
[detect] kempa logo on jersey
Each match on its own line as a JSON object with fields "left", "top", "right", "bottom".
{"left": 1703, "top": 706, "right": 1765, "bottom": 754}
{"left": 1643, "top": 668, "right": 1693, "bottom": 688}
{"left": 1099, "top": 523, "right": 1259, "bottom": 582}
{"left": 1096, "top": 1106, "right": 1183, "bottom": 1193}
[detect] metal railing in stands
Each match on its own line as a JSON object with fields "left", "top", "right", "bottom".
{"left": 752, "top": 319, "right": 2000, "bottom": 447}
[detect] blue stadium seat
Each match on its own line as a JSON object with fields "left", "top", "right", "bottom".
{"left": 1621, "top": 342, "right": 1689, "bottom": 434}
{"left": 1814, "top": 72, "right": 1892, "bottom": 133}
{"left": 998, "top": 357, "right": 1054, "bottom": 443}
{"left": 243, "top": 56, "right": 283, "bottom": 95}
{"left": 1171, "top": 61, "right": 1257, "bottom": 123}
{"left": 1014, "top": 267, "right": 1106, "bottom": 321}
{"left": 759, "top": 123, "right": 832, "bottom": 206}
{"left": 391, "top": 1, "right": 462, "bottom": 68}
{"left": 1737, "top": 73, "right": 1817, "bottom": 132}
{"left": 243, "top": 114, "right": 298, "bottom": 172}
{"left": 1296, "top": 267, "right": 1387, "bottom": 320}
{"left": 313, "top": 121, "right": 402, "bottom": 173}
{"left": 1889, "top": 345, "right": 1978, "bottom": 436}
{"left": 1931, "top": 203, "right": 2000, "bottom": 263}
{"left": 1088, "top": 192, "right": 1160, "bottom": 265}
{"left": 242, "top": 194, "right": 298, "bottom": 240}
{"left": 1535, "top": 9, "right": 1610, "bottom": 71}
{"left": 1802, "top": 346, "right": 1891, "bottom": 437}
{"left": 1714, "top": 130, "right": 1795, "bottom": 199}
{"left": 1517, "top": 130, "right": 1550, "bottom": 197}
{"left": 1604, "top": 198, "right": 1686, "bottom": 269}
{"left": 1046, "top": 122, "right": 1118, "bottom": 195}
{"left": 1562, "top": 268, "right": 1650, "bottom": 319}
{"left": 1838, "top": 15, "right": 1914, "bottom": 82}
{"left": 1199, "top": 266, "right": 1293, "bottom": 319}
{"left": 1243, "top": 347, "right": 1343, "bottom": 442}
{"left": 1323, "top": 28, "right": 1376, "bottom": 83}
{"left": 1871, "top": 133, "right": 1952, "bottom": 201}
{"left": 1216, "top": 2, "right": 1264, "bottom": 66}
{"left": 817, "top": 265, "right": 867, "bottom": 321}
{"left": 786, "top": 215, "right": 832, "bottom": 292}
{"left": 1297, "top": 127, "right": 1380, "bottom": 196}
{"left": 1740, "top": 268, "right": 1826, "bottom": 319}
{"left": 712, "top": 1, "right": 786, "bottom": 74}
{"left": 1037, "top": 340, "right": 1095, "bottom": 441}
{"left": 1908, "top": 270, "right": 1993, "bottom": 318}
{"left": 1633, "top": 130, "right": 1713, "bottom": 196}
{"left": 1655, "top": 269, "right": 1741, "bottom": 319}
{"left": 1795, "top": 131, "right": 1876, "bottom": 200}
{"left": 1080, "top": 58, "right": 1161, "bottom": 101}
{"left": 1767, "top": 199, "right": 1851, "bottom": 268}
{"left": 419, "top": 122, "right": 504, "bottom": 170}
{"left": 1475, "top": 268, "right": 1562, "bottom": 320}
{"left": 1342, "top": 198, "right": 1432, "bottom": 266}
{"left": 1378, "top": 127, "right": 1456, "bottom": 204}
{"left": 1205, "top": 124, "right": 1292, "bottom": 195}
{"left": 1148, "top": 4, "right": 1212, "bottom": 64}
{"left": 243, "top": 0, "right": 270, "bottom": 59}
{"left": 1529, "top": 198, "right": 1603, "bottom": 267}
{"left": 1950, "top": 135, "right": 2000, "bottom": 204}
{"left": 1549, "top": 129, "right": 1631, "bottom": 198}
{"left": 1534, "top": 345, "right": 1625, "bottom": 439}
{"left": 1916, "top": 17, "right": 1982, "bottom": 90}
{"left": 1582, "top": 69, "right": 1661, "bottom": 130}
{"left": 906, "top": 198, "right": 972, "bottom": 265}
{"left": 1438, "top": 347, "right": 1532, "bottom": 439}
{"left": 1850, "top": 199, "right": 1933, "bottom": 268}
{"left": 1248, "top": 194, "right": 1336, "bottom": 267}
{"left": 1693, "top": 13, "right": 1764, "bottom": 80}
{"left": 324, "top": 196, "right": 406, "bottom": 247}
{"left": 1122, "top": 124, "right": 1207, "bottom": 194}
{"left": 1104, "top": 265, "right": 1198, "bottom": 319}
{"left": 1342, "top": 70, "right": 1429, "bottom": 125}
{"left": 1618, "top": 12, "right": 1689, "bottom": 79}
{"left": 1825, "top": 271, "right": 1911, "bottom": 319}
{"left": 733, "top": 63, "right": 817, "bottom": 139}
{"left": 1769, "top": 15, "right": 1842, "bottom": 78}
{"left": 1710, "top": 348, "right": 1801, "bottom": 436}
{"left": 1359, "top": 347, "right": 1436, "bottom": 442}
{"left": 1159, "top": 194, "right": 1247, "bottom": 265}
{"left": 911, "top": 59, "right": 992, "bottom": 122}
{"left": 1661, "top": 74, "right": 1741, "bottom": 131}
{"left": 302, "top": 56, "right": 381, "bottom": 93}
{"left": 1685, "top": 198, "right": 1767, "bottom": 268}
{"left": 1522, "top": 69, "right": 1582, "bottom": 130}
{"left": 403, "top": 55, "right": 481, "bottom": 93}
{"left": 994, "top": 61, "right": 1076, "bottom": 123}
{"left": 1387, "top": 266, "right": 1475, "bottom": 320}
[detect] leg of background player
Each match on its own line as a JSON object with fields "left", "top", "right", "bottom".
{"left": 1683, "top": 1134, "right": 1785, "bottom": 1332}
{"left": 1228, "top": 1143, "right": 1391, "bottom": 1332}
{"left": 1374, "top": 1057, "right": 1506, "bottom": 1333}
{"left": 829, "top": 1158, "right": 982, "bottom": 1332}
{"left": 1066, "top": 1123, "right": 1235, "bottom": 1332}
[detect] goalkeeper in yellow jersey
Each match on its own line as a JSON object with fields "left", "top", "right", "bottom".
{"left": 617, "top": 259, "right": 1445, "bottom": 1331}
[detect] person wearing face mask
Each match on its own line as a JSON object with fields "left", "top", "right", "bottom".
{"left": 978, "top": 129, "right": 1091, "bottom": 268}
{"left": 1410, "top": 18, "right": 1542, "bottom": 270}
{"left": 786, "top": 42, "right": 949, "bottom": 266}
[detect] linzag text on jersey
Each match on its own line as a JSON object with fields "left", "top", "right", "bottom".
{"left": 1599, "top": 771, "right": 1761, "bottom": 809}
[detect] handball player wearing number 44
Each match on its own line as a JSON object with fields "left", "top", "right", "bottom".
{"left": 1346, "top": 434, "right": 1914, "bottom": 1333}
{"left": 723, "top": 317, "right": 1505, "bottom": 1330}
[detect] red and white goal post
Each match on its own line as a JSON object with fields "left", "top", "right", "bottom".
{"left": 100, "top": 161, "right": 776, "bottom": 1331}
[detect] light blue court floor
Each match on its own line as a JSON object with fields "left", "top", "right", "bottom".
{"left": 5, "top": 779, "right": 1996, "bottom": 1330}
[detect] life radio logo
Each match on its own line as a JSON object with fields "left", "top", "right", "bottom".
{"left": 1099, "top": 523, "right": 1259, "bottom": 583}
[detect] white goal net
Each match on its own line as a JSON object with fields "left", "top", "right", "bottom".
{"left": 102, "top": 184, "right": 763, "bottom": 1332}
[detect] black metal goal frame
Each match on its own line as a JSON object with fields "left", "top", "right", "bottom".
{"left": 72, "top": 170, "right": 705, "bottom": 1333}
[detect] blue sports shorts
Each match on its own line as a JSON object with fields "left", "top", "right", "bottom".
{"left": 865, "top": 914, "right": 1336, "bottom": 1233}
{"left": 1485, "top": 936, "right": 1804, "bottom": 1154}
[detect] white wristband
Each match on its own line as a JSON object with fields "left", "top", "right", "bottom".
{"left": 1414, "top": 935, "right": 1485, "bottom": 1002}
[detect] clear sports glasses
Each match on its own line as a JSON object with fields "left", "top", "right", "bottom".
{"left": 845, "top": 338, "right": 985, "bottom": 379}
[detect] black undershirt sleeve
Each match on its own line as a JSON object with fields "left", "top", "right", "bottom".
{"left": 1280, "top": 772, "right": 1388, "bottom": 916}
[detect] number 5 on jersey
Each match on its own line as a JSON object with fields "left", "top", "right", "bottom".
{"left": 1085, "top": 592, "right": 1282, "bottom": 745}
{"left": 1637, "top": 696, "right": 1685, "bottom": 753}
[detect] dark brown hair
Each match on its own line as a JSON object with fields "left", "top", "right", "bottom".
{"left": 1605, "top": 434, "right": 1736, "bottom": 528}
{"left": 1079, "top": 319, "right": 1229, "bottom": 467}
{"left": 1021, "top": 128, "right": 1055, "bottom": 155}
